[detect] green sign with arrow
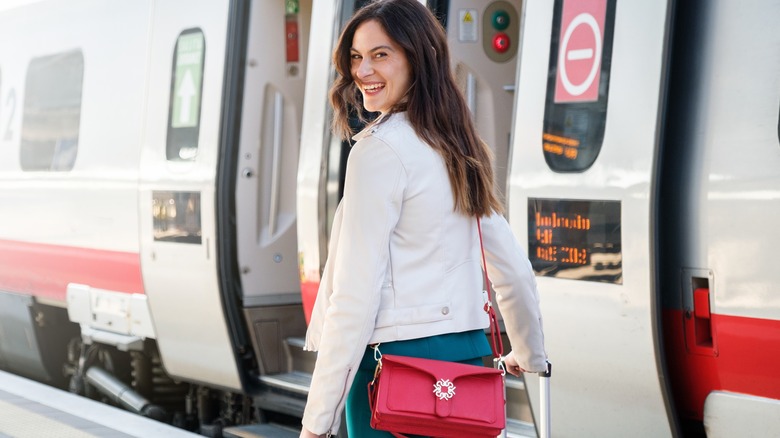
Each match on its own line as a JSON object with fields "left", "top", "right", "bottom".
{"left": 172, "top": 32, "right": 204, "bottom": 128}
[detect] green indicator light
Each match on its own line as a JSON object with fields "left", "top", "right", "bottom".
{"left": 492, "top": 10, "right": 510, "bottom": 30}
{"left": 286, "top": 0, "right": 299, "bottom": 15}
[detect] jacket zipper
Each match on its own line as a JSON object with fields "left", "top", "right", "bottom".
{"left": 327, "top": 367, "right": 353, "bottom": 437}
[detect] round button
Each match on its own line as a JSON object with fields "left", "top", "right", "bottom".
{"left": 441, "top": 307, "right": 450, "bottom": 315}
{"left": 492, "top": 33, "right": 510, "bottom": 53}
{"left": 492, "top": 10, "right": 510, "bottom": 30}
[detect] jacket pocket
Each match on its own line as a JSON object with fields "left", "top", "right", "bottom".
{"left": 374, "top": 301, "right": 453, "bottom": 328}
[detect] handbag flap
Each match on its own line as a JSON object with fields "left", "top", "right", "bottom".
{"left": 381, "top": 354, "right": 503, "bottom": 381}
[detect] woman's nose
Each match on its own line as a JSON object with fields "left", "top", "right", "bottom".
{"left": 356, "top": 58, "right": 373, "bottom": 78}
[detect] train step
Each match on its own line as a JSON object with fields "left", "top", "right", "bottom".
{"left": 259, "top": 370, "right": 311, "bottom": 396}
{"left": 506, "top": 418, "right": 537, "bottom": 437}
{"left": 223, "top": 423, "right": 299, "bottom": 438}
{"left": 252, "top": 337, "right": 313, "bottom": 419}
{"left": 284, "top": 336, "right": 316, "bottom": 374}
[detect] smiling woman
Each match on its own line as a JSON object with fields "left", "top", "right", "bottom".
{"left": 300, "top": 0, "right": 547, "bottom": 437}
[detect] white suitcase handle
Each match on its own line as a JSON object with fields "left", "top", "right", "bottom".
{"left": 538, "top": 362, "right": 552, "bottom": 438}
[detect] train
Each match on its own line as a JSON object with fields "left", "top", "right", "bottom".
{"left": 0, "top": 0, "right": 778, "bottom": 437}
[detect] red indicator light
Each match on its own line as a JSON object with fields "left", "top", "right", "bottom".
{"left": 492, "top": 33, "right": 510, "bottom": 53}
{"left": 286, "top": 20, "right": 299, "bottom": 63}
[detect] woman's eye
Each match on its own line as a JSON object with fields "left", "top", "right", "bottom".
{"left": 374, "top": 52, "right": 387, "bottom": 59}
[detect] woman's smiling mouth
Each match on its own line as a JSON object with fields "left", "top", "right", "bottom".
{"left": 362, "top": 83, "right": 385, "bottom": 95}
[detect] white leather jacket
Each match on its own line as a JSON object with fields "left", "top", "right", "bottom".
{"left": 302, "top": 112, "right": 546, "bottom": 435}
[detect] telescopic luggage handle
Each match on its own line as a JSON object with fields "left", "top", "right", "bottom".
{"left": 538, "top": 361, "right": 552, "bottom": 438}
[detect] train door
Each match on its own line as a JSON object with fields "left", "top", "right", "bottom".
{"left": 138, "top": 0, "right": 312, "bottom": 394}
{"left": 658, "top": 1, "right": 780, "bottom": 436}
{"left": 231, "top": 0, "right": 312, "bottom": 382}
{"left": 508, "top": 1, "right": 674, "bottom": 436}
{"left": 138, "top": 2, "right": 241, "bottom": 389}
{"left": 296, "top": 0, "right": 534, "bottom": 433}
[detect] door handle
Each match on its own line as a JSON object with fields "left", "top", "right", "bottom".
{"left": 268, "top": 91, "right": 284, "bottom": 237}
{"left": 682, "top": 269, "right": 717, "bottom": 356}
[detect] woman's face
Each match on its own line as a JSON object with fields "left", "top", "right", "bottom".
{"left": 350, "top": 19, "right": 411, "bottom": 114}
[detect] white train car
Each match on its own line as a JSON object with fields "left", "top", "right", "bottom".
{"left": 510, "top": 0, "right": 780, "bottom": 437}
{"left": 0, "top": 0, "right": 313, "bottom": 434}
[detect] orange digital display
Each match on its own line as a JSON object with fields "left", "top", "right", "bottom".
{"left": 528, "top": 198, "right": 622, "bottom": 284}
{"left": 542, "top": 133, "right": 580, "bottom": 160}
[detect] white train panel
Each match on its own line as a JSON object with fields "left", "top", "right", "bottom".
{"left": 700, "top": 0, "right": 780, "bottom": 322}
{"left": 0, "top": 0, "right": 148, "bottom": 251}
{"left": 658, "top": 0, "right": 780, "bottom": 433}
{"left": 0, "top": 1, "right": 152, "bottom": 305}
{"left": 509, "top": 0, "right": 673, "bottom": 436}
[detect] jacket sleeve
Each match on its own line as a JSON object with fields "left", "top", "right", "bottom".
{"left": 302, "top": 136, "right": 406, "bottom": 435}
{"left": 480, "top": 212, "right": 548, "bottom": 372}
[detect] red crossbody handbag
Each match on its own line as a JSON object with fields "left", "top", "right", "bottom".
{"left": 367, "top": 217, "right": 507, "bottom": 438}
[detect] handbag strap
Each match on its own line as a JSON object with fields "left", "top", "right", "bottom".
{"left": 477, "top": 216, "right": 504, "bottom": 360}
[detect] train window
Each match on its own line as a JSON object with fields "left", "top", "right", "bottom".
{"left": 152, "top": 191, "right": 202, "bottom": 244}
{"left": 542, "top": 0, "right": 616, "bottom": 172}
{"left": 20, "top": 50, "right": 84, "bottom": 171}
{"left": 166, "top": 29, "right": 205, "bottom": 161}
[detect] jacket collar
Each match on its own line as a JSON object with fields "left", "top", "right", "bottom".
{"left": 351, "top": 112, "right": 406, "bottom": 143}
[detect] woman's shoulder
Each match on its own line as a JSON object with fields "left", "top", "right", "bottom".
{"left": 352, "top": 112, "right": 413, "bottom": 141}
{"left": 354, "top": 113, "right": 429, "bottom": 159}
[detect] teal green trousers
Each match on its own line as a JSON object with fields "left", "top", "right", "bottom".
{"left": 344, "top": 329, "right": 491, "bottom": 438}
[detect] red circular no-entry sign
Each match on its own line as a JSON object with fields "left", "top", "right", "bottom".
{"left": 554, "top": 0, "right": 607, "bottom": 103}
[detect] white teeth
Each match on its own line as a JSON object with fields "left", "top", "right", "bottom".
{"left": 364, "top": 84, "right": 383, "bottom": 91}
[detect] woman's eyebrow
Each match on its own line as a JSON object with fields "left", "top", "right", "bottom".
{"left": 351, "top": 45, "right": 395, "bottom": 53}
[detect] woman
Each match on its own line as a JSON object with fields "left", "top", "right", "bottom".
{"left": 300, "top": 0, "right": 547, "bottom": 436}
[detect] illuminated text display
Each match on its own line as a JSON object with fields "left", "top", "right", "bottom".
{"left": 528, "top": 198, "right": 622, "bottom": 284}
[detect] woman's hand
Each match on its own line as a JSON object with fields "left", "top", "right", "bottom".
{"left": 299, "top": 428, "right": 323, "bottom": 438}
{"left": 502, "top": 354, "right": 527, "bottom": 377}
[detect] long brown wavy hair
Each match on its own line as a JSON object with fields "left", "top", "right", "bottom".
{"left": 330, "top": 0, "right": 503, "bottom": 216}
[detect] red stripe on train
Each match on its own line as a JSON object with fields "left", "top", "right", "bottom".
{"left": 0, "top": 239, "right": 144, "bottom": 302}
{"left": 301, "top": 280, "right": 319, "bottom": 325}
{"left": 663, "top": 309, "right": 780, "bottom": 421}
